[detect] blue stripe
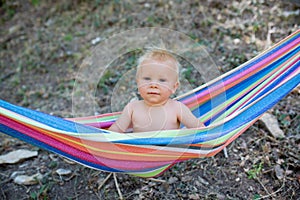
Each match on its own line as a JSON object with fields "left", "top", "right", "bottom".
{"left": 0, "top": 100, "right": 106, "bottom": 134}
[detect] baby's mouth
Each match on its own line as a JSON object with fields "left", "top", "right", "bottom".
{"left": 147, "top": 91, "right": 160, "bottom": 95}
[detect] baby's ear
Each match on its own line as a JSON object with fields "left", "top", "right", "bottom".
{"left": 172, "top": 81, "right": 179, "bottom": 93}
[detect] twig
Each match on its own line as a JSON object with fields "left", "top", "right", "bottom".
{"left": 256, "top": 177, "right": 275, "bottom": 200}
{"left": 0, "top": 71, "right": 16, "bottom": 82}
{"left": 113, "top": 173, "right": 123, "bottom": 200}
{"left": 0, "top": 33, "right": 25, "bottom": 45}
{"left": 0, "top": 172, "right": 9, "bottom": 178}
{"left": 0, "top": 187, "right": 6, "bottom": 200}
{"left": 97, "top": 172, "right": 112, "bottom": 190}
{"left": 223, "top": 147, "right": 228, "bottom": 158}
{"left": 257, "top": 177, "right": 286, "bottom": 199}
{"left": 148, "top": 178, "right": 166, "bottom": 183}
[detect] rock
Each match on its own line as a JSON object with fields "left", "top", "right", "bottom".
{"left": 259, "top": 113, "right": 285, "bottom": 138}
{"left": 274, "top": 165, "right": 284, "bottom": 180}
{"left": 9, "top": 25, "right": 21, "bottom": 34}
{"left": 168, "top": 176, "right": 178, "bottom": 184}
{"left": 233, "top": 38, "right": 241, "bottom": 45}
{"left": 91, "top": 37, "right": 103, "bottom": 45}
{"left": 56, "top": 168, "right": 72, "bottom": 176}
{"left": 13, "top": 173, "right": 43, "bottom": 185}
{"left": 189, "top": 194, "right": 200, "bottom": 200}
{"left": 0, "top": 149, "right": 38, "bottom": 164}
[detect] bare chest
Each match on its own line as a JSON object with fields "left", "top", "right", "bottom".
{"left": 132, "top": 105, "right": 179, "bottom": 132}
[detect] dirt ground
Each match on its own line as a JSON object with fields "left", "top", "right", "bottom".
{"left": 0, "top": 0, "right": 299, "bottom": 199}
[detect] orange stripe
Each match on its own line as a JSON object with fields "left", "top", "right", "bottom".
{"left": 14, "top": 119, "right": 204, "bottom": 161}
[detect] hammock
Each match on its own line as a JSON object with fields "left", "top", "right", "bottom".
{"left": 0, "top": 30, "right": 299, "bottom": 178}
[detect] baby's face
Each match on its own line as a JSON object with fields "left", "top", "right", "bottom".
{"left": 136, "top": 59, "right": 179, "bottom": 106}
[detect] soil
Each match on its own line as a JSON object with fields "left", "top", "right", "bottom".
{"left": 0, "top": 1, "right": 299, "bottom": 199}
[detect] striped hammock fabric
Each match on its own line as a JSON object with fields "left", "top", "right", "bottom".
{"left": 0, "top": 30, "right": 299, "bottom": 178}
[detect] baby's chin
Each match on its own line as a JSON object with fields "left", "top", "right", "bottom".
{"left": 143, "top": 98, "right": 169, "bottom": 106}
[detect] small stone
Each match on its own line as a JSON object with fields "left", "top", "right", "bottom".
{"left": 216, "top": 193, "right": 226, "bottom": 200}
{"left": 13, "top": 173, "right": 43, "bottom": 185}
{"left": 9, "top": 25, "right": 21, "bottom": 34}
{"left": 91, "top": 37, "right": 102, "bottom": 45}
{"left": 56, "top": 168, "right": 72, "bottom": 176}
{"left": 0, "top": 149, "right": 38, "bottom": 164}
{"left": 274, "top": 165, "right": 284, "bottom": 180}
{"left": 259, "top": 113, "right": 285, "bottom": 138}
{"left": 181, "top": 176, "right": 192, "bottom": 182}
{"left": 144, "top": 3, "right": 151, "bottom": 8}
{"left": 248, "top": 185, "right": 254, "bottom": 191}
{"left": 41, "top": 155, "right": 49, "bottom": 161}
{"left": 233, "top": 38, "right": 241, "bottom": 45}
{"left": 188, "top": 194, "right": 200, "bottom": 200}
{"left": 168, "top": 176, "right": 178, "bottom": 184}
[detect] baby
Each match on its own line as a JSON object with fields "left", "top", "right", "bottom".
{"left": 109, "top": 49, "right": 205, "bottom": 132}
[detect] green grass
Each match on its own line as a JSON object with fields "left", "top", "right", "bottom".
{"left": 246, "top": 162, "right": 263, "bottom": 179}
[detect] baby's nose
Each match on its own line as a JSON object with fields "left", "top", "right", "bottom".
{"left": 149, "top": 81, "right": 159, "bottom": 87}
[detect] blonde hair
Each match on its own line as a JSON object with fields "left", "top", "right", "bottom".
{"left": 137, "top": 48, "right": 180, "bottom": 73}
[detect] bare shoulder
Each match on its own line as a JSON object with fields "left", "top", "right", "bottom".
{"left": 125, "top": 100, "right": 143, "bottom": 111}
{"left": 129, "top": 100, "right": 143, "bottom": 107}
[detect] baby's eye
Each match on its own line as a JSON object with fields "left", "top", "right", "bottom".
{"left": 143, "top": 77, "right": 151, "bottom": 81}
{"left": 159, "top": 78, "right": 167, "bottom": 82}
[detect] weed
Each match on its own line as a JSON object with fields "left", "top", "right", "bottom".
{"left": 247, "top": 162, "right": 263, "bottom": 179}
{"left": 30, "top": 182, "right": 53, "bottom": 200}
{"left": 182, "top": 66, "right": 196, "bottom": 84}
{"left": 252, "top": 194, "right": 261, "bottom": 200}
{"left": 63, "top": 34, "right": 73, "bottom": 42}
{"left": 93, "top": 13, "right": 102, "bottom": 28}
{"left": 49, "top": 161, "right": 58, "bottom": 169}
{"left": 31, "top": 0, "right": 40, "bottom": 6}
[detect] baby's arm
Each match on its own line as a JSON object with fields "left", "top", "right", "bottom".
{"left": 177, "top": 101, "right": 205, "bottom": 128}
{"left": 108, "top": 103, "right": 133, "bottom": 133}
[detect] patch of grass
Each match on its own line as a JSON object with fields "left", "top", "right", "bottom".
{"left": 98, "top": 70, "right": 116, "bottom": 95}
{"left": 63, "top": 33, "right": 73, "bottom": 42}
{"left": 30, "top": 0, "right": 40, "bottom": 6}
{"left": 252, "top": 194, "right": 261, "bottom": 200}
{"left": 93, "top": 13, "right": 102, "bottom": 28}
{"left": 228, "top": 52, "right": 248, "bottom": 68}
{"left": 182, "top": 66, "right": 197, "bottom": 84}
{"left": 49, "top": 161, "right": 58, "bottom": 169}
{"left": 246, "top": 162, "right": 263, "bottom": 179}
{"left": 1, "top": 1, "right": 16, "bottom": 20}
{"left": 30, "top": 182, "right": 53, "bottom": 200}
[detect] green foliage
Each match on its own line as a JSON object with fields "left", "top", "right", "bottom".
{"left": 1, "top": 1, "right": 16, "bottom": 19}
{"left": 29, "top": 182, "right": 53, "bottom": 200}
{"left": 98, "top": 70, "right": 115, "bottom": 95}
{"left": 252, "top": 194, "right": 261, "bottom": 200}
{"left": 49, "top": 161, "right": 58, "bottom": 169}
{"left": 31, "top": 0, "right": 40, "bottom": 6}
{"left": 93, "top": 13, "right": 102, "bottom": 28}
{"left": 63, "top": 33, "right": 73, "bottom": 42}
{"left": 182, "top": 66, "right": 196, "bottom": 83}
{"left": 247, "top": 162, "right": 263, "bottom": 179}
